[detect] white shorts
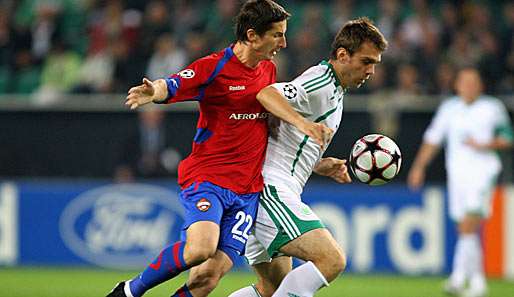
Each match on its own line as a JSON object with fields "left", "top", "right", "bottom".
{"left": 245, "top": 183, "right": 324, "bottom": 265}
{"left": 447, "top": 172, "right": 498, "bottom": 221}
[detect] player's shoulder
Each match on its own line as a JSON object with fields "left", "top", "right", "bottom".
{"left": 477, "top": 95, "right": 504, "bottom": 107}
{"left": 439, "top": 96, "right": 460, "bottom": 110}
{"left": 195, "top": 48, "right": 228, "bottom": 65}
{"left": 297, "top": 62, "right": 330, "bottom": 81}
{"left": 295, "top": 61, "right": 336, "bottom": 94}
{"left": 257, "top": 59, "right": 277, "bottom": 73}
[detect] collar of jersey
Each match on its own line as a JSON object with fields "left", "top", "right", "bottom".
{"left": 320, "top": 60, "right": 342, "bottom": 88}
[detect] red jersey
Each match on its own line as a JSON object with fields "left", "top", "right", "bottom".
{"left": 162, "top": 46, "right": 276, "bottom": 194}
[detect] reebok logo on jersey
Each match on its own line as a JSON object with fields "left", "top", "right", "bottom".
{"left": 196, "top": 198, "right": 211, "bottom": 212}
{"left": 229, "top": 85, "right": 246, "bottom": 91}
{"left": 178, "top": 69, "right": 195, "bottom": 79}
{"left": 229, "top": 112, "right": 270, "bottom": 120}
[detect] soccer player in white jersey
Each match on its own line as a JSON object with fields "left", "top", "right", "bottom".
{"left": 408, "top": 68, "right": 513, "bottom": 297}
{"left": 227, "top": 17, "right": 388, "bottom": 297}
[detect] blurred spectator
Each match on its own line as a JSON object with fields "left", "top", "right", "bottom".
{"left": 33, "top": 40, "right": 81, "bottom": 103}
{"left": 288, "top": 3, "right": 330, "bottom": 76}
{"left": 11, "top": 48, "right": 40, "bottom": 94}
{"left": 439, "top": 2, "right": 459, "bottom": 49}
{"left": 329, "top": 0, "right": 354, "bottom": 35}
{"left": 369, "top": 64, "right": 425, "bottom": 138}
{"left": 0, "top": 6, "right": 14, "bottom": 92}
{"left": 72, "top": 45, "right": 114, "bottom": 94}
{"left": 31, "top": 2, "right": 61, "bottom": 61}
{"left": 1, "top": 0, "right": 514, "bottom": 96}
{"left": 138, "top": 0, "right": 172, "bottom": 60}
{"left": 477, "top": 31, "right": 502, "bottom": 93}
{"left": 204, "top": 0, "right": 239, "bottom": 50}
{"left": 432, "top": 62, "right": 455, "bottom": 96}
{"left": 168, "top": 0, "right": 205, "bottom": 43}
{"left": 445, "top": 31, "right": 481, "bottom": 69}
{"left": 375, "top": 0, "right": 401, "bottom": 41}
{"left": 399, "top": 0, "right": 440, "bottom": 50}
{"left": 111, "top": 37, "right": 144, "bottom": 93}
{"left": 182, "top": 31, "right": 210, "bottom": 63}
{"left": 114, "top": 107, "right": 181, "bottom": 182}
{"left": 146, "top": 33, "right": 187, "bottom": 80}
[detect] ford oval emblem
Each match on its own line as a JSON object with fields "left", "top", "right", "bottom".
{"left": 59, "top": 184, "right": 184, "bottom": 269}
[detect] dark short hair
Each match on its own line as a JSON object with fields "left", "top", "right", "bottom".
{"left": 330, "top": 17, "right": 388, "bottom": 59}
{"left": 234, "top": 0, "right": 291, "bottom": 41}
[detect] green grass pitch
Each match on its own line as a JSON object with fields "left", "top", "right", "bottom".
{"left": 1, "top": 267, "right": 513, "bottom": 297}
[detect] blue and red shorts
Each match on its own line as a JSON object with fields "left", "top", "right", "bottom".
{"left": 179, "top": 181, "right": 259, "bottom": 263}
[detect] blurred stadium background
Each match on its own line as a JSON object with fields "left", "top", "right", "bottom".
{"left": 0, "top": 0, "right": 514, "bottom": 296}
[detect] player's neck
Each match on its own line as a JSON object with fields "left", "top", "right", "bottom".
{"left": 233, "top": 41, "right": 261, "bottom": 68}
{"left": 329, "top": 59, "right": 347, "bottom": 89}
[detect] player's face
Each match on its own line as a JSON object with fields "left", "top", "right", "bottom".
{"left": 251, "top": 20, "right": 287, "bottom": 61}
{"left": 455, "top": 69, "right": 482, "bottom": 103}
{"left": 340, "top": 41, "right": 382, "bottom": 89}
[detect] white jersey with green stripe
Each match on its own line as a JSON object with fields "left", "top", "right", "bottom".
{"left": 263, "top": 60, "right": 345, "bottom": 196}
{"left": 423, "top": 95, "right": 513, "bottom": 180}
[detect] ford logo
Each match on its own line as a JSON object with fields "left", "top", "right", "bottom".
{"left": 59, "top": 184, "right": 184, "bottom": 269}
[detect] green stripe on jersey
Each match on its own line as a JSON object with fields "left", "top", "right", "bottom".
{"left": 301, "top": 66, "right": 330, "bottom": 89}
{"left": 290, "top": 135, "right": 309, "bottom": 175}
{"left": 290, "top": 104, "right": 339, "bottom": 174}
{"left": 306, "top": 75, "right": 335, "bottom": 93}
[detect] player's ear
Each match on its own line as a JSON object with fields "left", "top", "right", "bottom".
{"left": 247, "top": 29, "right": 258, "bottom": 42}
{"left": 337, "top": 47, "right": 351, "bottom": 64}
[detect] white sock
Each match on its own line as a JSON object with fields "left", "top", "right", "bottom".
{"left": 228, "top": 285, "right": 262, "bottom": 297}
{"left": 449, "top": 236, "right": 467, "bottom": 288}
{"left": 464, "top": 234, "right": 487, "bottom": 293}
{"left": 272, "top": 261, "right": 329, "bottom": 297}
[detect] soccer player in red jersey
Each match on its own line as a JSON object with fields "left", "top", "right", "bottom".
{"left": 107, "top": 1, "right": 331, "bottom": 297}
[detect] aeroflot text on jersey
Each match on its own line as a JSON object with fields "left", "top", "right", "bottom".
{"left": 229, "top": 112, "right": 270, "bottom": 120}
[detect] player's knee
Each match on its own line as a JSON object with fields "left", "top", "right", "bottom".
{"left": 314, "top": 247, "right": 346, "bottom": 281}
{"left": 185, "top": 245, "right": 217, "bottom": 264}
{"left": 328, "top": 249, "right": 346, "bottom": 279}
{"left": 256, "top": 279, "right": 281, "bottom": 297}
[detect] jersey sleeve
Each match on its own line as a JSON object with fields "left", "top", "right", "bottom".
{"left": 270, "top": 80, "right": 311, "bottom": 116}
{"left": 494, "top": 101, "right": 513, "bottom": 142}
{"left": 423, "top": 100, "right": 452, "bottom": 145}
{"left": 160, "top": 56, "right": 219, "bottom": 104}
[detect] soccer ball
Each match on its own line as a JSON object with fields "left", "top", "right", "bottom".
{"left": 349, "top": 134, "right": 402, "bottom": 185}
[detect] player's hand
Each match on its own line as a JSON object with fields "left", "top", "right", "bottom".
{"left": 299, "top": 120, "right": 333, "bottom": 149}
{"left": 125, "top": 78, "right": 156, "bottom": 110}
{"left": 464, "top": 138, "right": 487, "bottom": 150}
{"left": 407, "top": 166, "right": 425, "bottom": 191}
{"left": 314, "top": 157, "right": 352, "bottom": 183}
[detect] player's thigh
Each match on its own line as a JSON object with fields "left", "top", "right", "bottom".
{"left": 253, "top": 256, "right": 292, "bottom": 296}
{"left": 448, "top": 173, "right": 497, "bottom": 222}
{"left": 187, "top": 249, "right": 233, "bottom": 291}
{"left": 279, "top": 228, "right": 345, "bottom": 264}
{"left": 185, "top": 221, "right": 220, "bottom": 259}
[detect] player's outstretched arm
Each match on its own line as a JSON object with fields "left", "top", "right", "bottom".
{"left": 125, "top": 78, "right": 168, "bottom": 109}
{"left": 407, "top": 142, "right": 439, "bottom": 190}
{"left": 257, "top": 86, "right": 332, "bottom": 148}
{"left": 313, "top": 157, "right": 352, "bottom": 183}
{"left": 464, "top": 136, "right": 513, "bottom": 151}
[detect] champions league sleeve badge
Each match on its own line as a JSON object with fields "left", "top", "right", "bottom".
{"left": 283, "top": 84, "right": 298, "bottom": 100}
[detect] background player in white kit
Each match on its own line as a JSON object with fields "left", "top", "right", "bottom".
{"left": 229, "top": 18, "right": 388, "bottom": 297}
{"left": 408, "top": 67, "right": 513, "bottom": 297}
